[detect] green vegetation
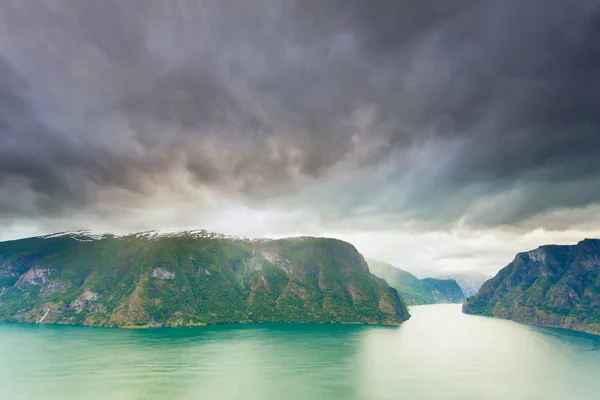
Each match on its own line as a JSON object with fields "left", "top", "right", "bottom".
{"left": 0, "top": 231, "right": 410, "bottom": 327}
{"left": 367, "top": 259, "right": 464, "bottom": 305}
{"left": 463, "top": 239, "right": 600, "bottom": 336}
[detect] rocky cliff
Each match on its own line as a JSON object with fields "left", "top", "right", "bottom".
{"left": 463, "top": 239, "right": 600, "bottom": 335}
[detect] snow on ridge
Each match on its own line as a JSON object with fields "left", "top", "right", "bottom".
{"left": 123, "top": 229, "right": 263, "bottom": 242}
{"left": 39, "top": 229, "right": 277, "bottom": 242}
{"left": 41, "top": 231, "right": 115, "bottom": 241}
{"left": 42, "top": 230, "right": 90, "bottom": 239}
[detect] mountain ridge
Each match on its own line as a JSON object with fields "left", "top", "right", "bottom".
{"left": 0, "top": 231, "right": 410, "bottom": 327}
{"left": 367, "top": 259, "right": 464, "bottom": 305}
{"left": 36, "top": 229, "right": 265, "bottom": 242}
{"left": 463, "top": 239, "right": 600, "bottom": 335}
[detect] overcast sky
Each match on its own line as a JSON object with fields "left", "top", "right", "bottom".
{"left": 1, "top": 0, "right": 600, "bottom": 276}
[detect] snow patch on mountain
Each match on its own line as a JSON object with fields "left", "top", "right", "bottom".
{"left": 42, "top": 231, "right": 116, "bottom": 241}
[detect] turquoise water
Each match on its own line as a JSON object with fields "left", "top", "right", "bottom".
{"left": 0, "top": 304, "right": 599, "bottom": 400}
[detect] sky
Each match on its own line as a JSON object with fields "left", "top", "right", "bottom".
{"left": 1, "top": 0, "right": 600, "bottom": 277}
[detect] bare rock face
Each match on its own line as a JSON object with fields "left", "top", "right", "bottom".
{"left": 70, "top": 290, "right": 100, "bottom": 311}
{"left": 40, "top": 281, "right": 68, "bottom": 294}
{"left": 151, "top": 268, "right": 175, "bottom": 280}
{"left": 262, "top": 251, "right": 291, "bottom": 272}
{"left": 15, "top": 268, "right": 50, "bottom": 286}
{"left": 15, "top": 267, "right": 68, "bottom": 294}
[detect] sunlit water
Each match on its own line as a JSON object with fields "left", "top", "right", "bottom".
{"left": 1, "top": 304, "right": 599, "bottom": 400}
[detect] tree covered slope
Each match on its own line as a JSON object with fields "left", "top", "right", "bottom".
{"left": 0, "top": 231, "right": 410, "bottom": 327}
{"left": 367, "top": 259, "right": 464, "bottom": 305}
{"left": 463, "top": 239, "right": 600, "bottom": 335}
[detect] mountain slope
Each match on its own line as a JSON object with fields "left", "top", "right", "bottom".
{"left": 437, "top": 271, "right": 490, "bottom": 298}
{"left": 463, "top": 239, "right": 600, "bottom": 335}
{"left": 367, "top": 260, "right": 464, "bottom": 305}
{"left": 0, "top": 231, "right": 410, "bottom": 327}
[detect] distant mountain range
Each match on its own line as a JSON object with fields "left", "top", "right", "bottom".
{"left": 367, "top": 259, "right": 464, "bottom": 305}
{"left": 0, "top": 230, "right": 409, "bottom": 327}
{"left": 463, "top": 239, "right": 600, "bottom": 336}
{"left": 436, "top": 271, "right": 490, "bottom": 298}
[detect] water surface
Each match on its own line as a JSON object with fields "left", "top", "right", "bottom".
{"left": 1, "top": 304, "right": 599, "bottom": 400}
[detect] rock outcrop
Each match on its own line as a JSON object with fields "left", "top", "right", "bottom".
{"left": 15, "top": 267, "right": 50, "bottom": 286}
{"left": 151, "top": 268, "right": 175, "bottom": 280}
{"left": 70, "top": 290, "right": 100, "bottom": 311}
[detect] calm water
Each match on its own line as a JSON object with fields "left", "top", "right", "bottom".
{"left": 1, "top": 304, "right": 599, "bottom": 400}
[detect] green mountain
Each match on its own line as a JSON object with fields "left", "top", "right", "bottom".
{"left": 463, "top": 239, "right": 600, "bottom": 335}
{"left": 367, "top": 259, "right": 465, "bottom": 305}
{"left": 0, "top": 231, "right": 410, "bottom": 327}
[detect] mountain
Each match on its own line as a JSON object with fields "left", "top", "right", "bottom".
{"left": 367, "top": 259, "right": 464, "bottom": 305}
{"left": 0, "top": 230, "right": 410, "bottom": 327}
{"left": 463, "top": 239, "right": 600, "bottom": 336}
{"left": 437, "top": 271, "right": 490, "bottom": 298}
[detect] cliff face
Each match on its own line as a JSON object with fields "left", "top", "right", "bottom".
{"left": 463, "top": 239, "right": 600, "bottom": 335}
{"left": 367, "top": 260, "right": 464, "bottom": 305}
{"left": 0, "top": 231, "right": 409, "bottom": 327}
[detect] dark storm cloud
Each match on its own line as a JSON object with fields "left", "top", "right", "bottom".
{"left": 0, "top": 56, "right": 167, "bottom": 217}
{"left": 0, "top": 0, "right": 599, "bottom": 229}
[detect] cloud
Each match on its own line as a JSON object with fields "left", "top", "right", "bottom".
{"left": 0, "top": 0, "right": 599, "bottom": 242}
